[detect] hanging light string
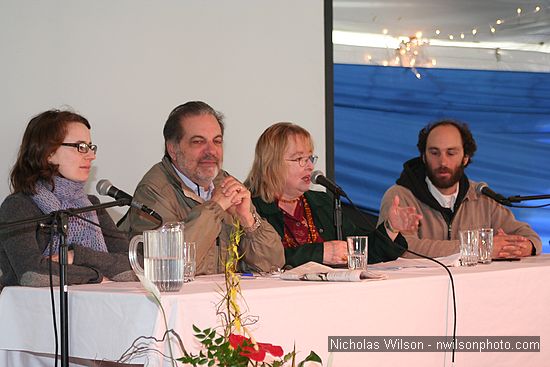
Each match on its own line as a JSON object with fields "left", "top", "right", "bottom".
{"left": 359, "top": 4, "right": 548, "bottom": 78}
{"left": 389, "top": 4, "right": 547, "bottom": 43}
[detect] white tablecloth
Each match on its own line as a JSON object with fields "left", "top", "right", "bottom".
{"left": 1, "top": 255, "right": 549, "bottom": 367}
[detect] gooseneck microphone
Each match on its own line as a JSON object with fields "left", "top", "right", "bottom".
{"left": 475, "top": 182, "right": 511, "bottom": 206}
{"left": 311, "top": 170, "right": 346, "bottom": 197}
{"left": 96, "top": 179, "right": 163, "bottom": 222}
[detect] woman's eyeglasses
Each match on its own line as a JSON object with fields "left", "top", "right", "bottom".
{"left": 60, "top": 142, "right": 98, "bottom": 154}
{"left": 285, "top": 155, "right": 318, "bottom": 167}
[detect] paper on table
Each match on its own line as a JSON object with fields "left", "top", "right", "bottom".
{"left": 371, "top": 252, "right": 461, "bottom": 270}
{"left": 280, "top": 262, "right": 387, "bottom": 282}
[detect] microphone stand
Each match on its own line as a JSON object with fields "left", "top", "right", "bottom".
{"left": 333, "top": 193, "right": 343, "bottom": 240}
{"left": 507, "top": 194, "right": 550, "bottom": 203}
{"left": 0, "top": 198, "right": 129, "bottom": 367}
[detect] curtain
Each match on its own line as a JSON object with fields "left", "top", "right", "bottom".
{"left": 334, "top": 64, "right": 550, "bottom": 252}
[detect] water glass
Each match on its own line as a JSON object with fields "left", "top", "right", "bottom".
{"left": 183, "top": 242, "right": 196, "bottom": 282}
{"left": 478, "top": 228, "right": 494, "bottom": 264}
{"left": 459, "top": 229, "right": 479, "bottom": 266}
{"left": 347, "top": 236, "right": 368, "bottom": 270}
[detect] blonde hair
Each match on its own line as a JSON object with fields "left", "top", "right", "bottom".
{"left": 245, "top": 122, "right": 314, "bottom": 203}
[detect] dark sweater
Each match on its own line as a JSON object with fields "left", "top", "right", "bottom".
{"left": 252, "top": 190, "right": 407, "bottom": 268}
{"left": 0, "top": 193, "right": 135, "bottom": 290}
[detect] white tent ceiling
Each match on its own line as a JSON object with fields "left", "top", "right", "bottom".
{"left": 333, "top": 0, "right": 550, "bottom": 71}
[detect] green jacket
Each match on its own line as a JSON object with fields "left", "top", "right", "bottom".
{"left": 252, "top": 190, "right": 407, "bottom": 268}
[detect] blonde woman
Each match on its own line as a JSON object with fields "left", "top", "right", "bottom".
{"left": 245, "top": 122, "right": 421, "bottom": 268}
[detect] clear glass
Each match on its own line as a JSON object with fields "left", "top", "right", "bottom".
{"left": 478, "top": 228, "right": 494, "bottom": 264}
{"left": 346, "top": 236, "right": 368, "bottom": 270}
{"left": 183, "top": 242, "right": 196, "bottom": 282}
{"left": 459, "top": 229, "right": 479, "bottom": 266}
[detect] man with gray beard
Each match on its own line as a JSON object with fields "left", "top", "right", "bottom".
{"left": 378, "top": 120, "right": 541, "bottom": 258}
{"left": 119, "top": 101, "right": 284, "bottom": 274}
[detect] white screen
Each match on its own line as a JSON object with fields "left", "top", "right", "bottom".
{"left": 0, "top": 0, "right": 326, "bottom": 217}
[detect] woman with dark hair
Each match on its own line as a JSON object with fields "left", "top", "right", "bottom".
{"left": 245, "top": 122, "right": 422, "bottom": 268}
{"left": 0, "top": 110, "right": 135, "bottom": 289}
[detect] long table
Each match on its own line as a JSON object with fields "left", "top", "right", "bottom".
{"left": 1, "top": 255, "right": 549, "bottom": 366}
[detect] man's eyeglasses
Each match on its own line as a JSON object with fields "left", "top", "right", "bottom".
{"left": 60, "top": 142, "right": 98, "bottom": 154}
{"left": 285, "top": 155, "right": 318, "bottom": 167}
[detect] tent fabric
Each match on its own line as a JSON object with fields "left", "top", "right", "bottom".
{"left": 334, "top": 64, "right": 550, "bottom": 252}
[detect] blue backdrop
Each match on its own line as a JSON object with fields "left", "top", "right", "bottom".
{"left": 334, "top": 64, "right": 550, "bottom": 253}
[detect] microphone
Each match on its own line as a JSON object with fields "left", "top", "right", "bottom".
{"left": 311, "top": 170, "right": 346, "bottom": 197}
{"left": 96, "top": 179, "right": 163, "bottom": 222}
{"left": 475, "top": 182, "right": 511, "bottom": 206}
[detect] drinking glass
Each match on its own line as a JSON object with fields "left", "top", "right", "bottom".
{"left": 459, "top": 229, "right": 479, "bottom": 266}
{"left": 183, "top": 241, "right": 196, "bottom": 282}
{"left": 347, "top": 236, "right": 368, "bottom": 270}
{"left": 478, "top": 228, "right": 494, "bottom": 264}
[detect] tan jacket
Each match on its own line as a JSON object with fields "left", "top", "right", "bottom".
{"left": 119, "top": 157, "right": 284, "bottom": 275}
{"left": 378, "top": 181, "right": 542, "bottom": 258}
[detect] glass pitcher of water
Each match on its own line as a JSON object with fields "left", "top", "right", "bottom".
{"left": 128, "top": 222, "right": 185, "bottom": 292}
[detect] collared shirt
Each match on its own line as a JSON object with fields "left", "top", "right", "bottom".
{"left": 172, "top": 163, "right": 214, "bottom": 201}
{"left": 425, "top": 176, "right": 459, "bottom": 211}
{"left": 279, "top": 196, "right": 324, "bottom": 248}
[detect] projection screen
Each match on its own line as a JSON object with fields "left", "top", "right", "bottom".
{"left": 0, "top": 0, "right": 327, "bottom": 218}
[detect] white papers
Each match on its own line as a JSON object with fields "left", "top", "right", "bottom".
{"left": 280, "top": 262, "right": 387, "bottom": 282}
{"left": 371, "top": 253, "right": 461, "bottom": 270}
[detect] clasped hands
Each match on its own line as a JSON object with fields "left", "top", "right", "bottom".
{"left": 211, "top": 176, "right": 255, "bottom": 228}
{"left": 493, "top": 228, "right": 532, "bottom": 258}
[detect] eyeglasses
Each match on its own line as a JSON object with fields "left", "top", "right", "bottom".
{"left": 285, "top": 155, "right": 318, "bottom": 167}
{"left": 60, "top": 142, "right": 98, "bottom": 154}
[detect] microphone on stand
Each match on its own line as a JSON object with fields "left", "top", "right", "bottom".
{"left": 310, "top": 170, "right": 345, "bottom": 240}
{"left": 311, "top": 170, "right": 346, "bottom": 197}
{"left": 96, "top": 179, "right": 163, "bottom": 222}
{"left": 475, "top": 182, "right": 511, "bottom": 206}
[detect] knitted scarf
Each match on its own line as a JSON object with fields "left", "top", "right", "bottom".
{"left": 32, "top": 177, "right": 108, "bottom": 255}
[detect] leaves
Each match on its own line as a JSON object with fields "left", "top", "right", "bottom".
{"left": 175, "top": 221, "right": 325, "bottom": 367}
{"left": 297, "top": 351, "right": 322, "bottom": 367}
{"left": 179, "top": 326, "right": 325, "bottom": 367}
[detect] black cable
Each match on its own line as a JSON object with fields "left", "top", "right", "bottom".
{"left": 507, "top": 203, "right": 550, "bottom": 209}
{"left": 341, "top": 193, "right": 458, "bottom": 363}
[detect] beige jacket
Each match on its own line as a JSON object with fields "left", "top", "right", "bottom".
{"left": 119, "top": 157, "right": 284, "bottom": 275}
{"left": 378, "top": 181, "right": 542, "bottom": 258}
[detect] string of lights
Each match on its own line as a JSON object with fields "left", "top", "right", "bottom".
{"left": 350, "top": 4, "right": 549, "bottom": 78}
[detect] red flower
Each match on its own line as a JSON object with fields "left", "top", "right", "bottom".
{"left": 229, "top": 334, "right": 284, "bottom": 362}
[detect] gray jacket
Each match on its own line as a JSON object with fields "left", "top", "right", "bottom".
{"left": 378, "top": 182, "right": 542, "bottom": 257}
{"left": 0, "top": 193, "right": 135, "bottom": 290}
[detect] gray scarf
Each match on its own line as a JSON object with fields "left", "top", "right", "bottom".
{"left": 32, "top": 177, "right": 108, "bottom": 255}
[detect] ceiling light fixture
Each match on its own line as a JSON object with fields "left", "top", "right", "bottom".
{"left": 395, "top": 35, "right": 434, "bottom": 79}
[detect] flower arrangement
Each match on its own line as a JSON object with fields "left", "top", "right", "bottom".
{"left": 179, "top": 221, "right": 322, "bottom": 366}
{"left": 127, "top": 220, "right": 322, "bottom": 367}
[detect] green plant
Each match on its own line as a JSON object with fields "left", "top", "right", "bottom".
{"left": 179, "top": 325, "right": 321, "bottom": 367}
{"left": 132, "top": 220, "right": 323, "bottom": 367}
